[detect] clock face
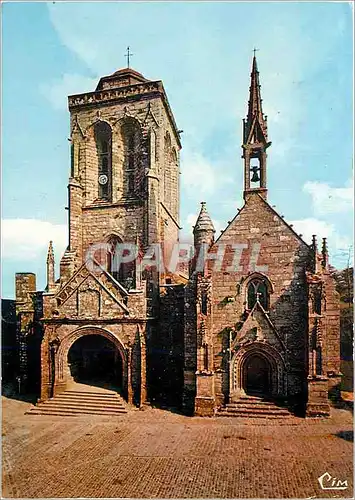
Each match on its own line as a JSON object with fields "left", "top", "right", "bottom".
{"left": 98, "top": 174, "right": 108, "bottom": 185}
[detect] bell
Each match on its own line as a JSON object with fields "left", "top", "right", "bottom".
{"left": 251, "top": 166, "right": 260, "bottom": 183}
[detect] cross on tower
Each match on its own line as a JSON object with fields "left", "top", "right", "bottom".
{"left": 253, "top": 47, "right": 259, "bottom": 57}
{"left": 125, "top": 46, "right": 134, "bottom": 68}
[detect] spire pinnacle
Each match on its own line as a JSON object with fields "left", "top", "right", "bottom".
{"left": 193, "top": 202, "right": 215, "bottom": 234}
{"left": 247, "top": 53, "right": 264, "bottom": 125}
{"left": 46, "top": 241, "right": 55, "bottom": 292}
{"left": 321, "top": 237, "right": 329, "bottom": 269}
{"left": 46, "top": 240, "right": 54, "bottom": 263}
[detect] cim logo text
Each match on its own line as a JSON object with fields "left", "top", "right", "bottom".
{"left": 318, "top": 472, "right": 348, "bottom": 491}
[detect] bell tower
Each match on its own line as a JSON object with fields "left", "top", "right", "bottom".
{"left": 242, "top": 54, "right": 271, "bottom": 200}
{"left": 63, "top": 66, "right": 181, "bottom": 286}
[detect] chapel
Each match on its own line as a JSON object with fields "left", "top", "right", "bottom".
{"left": 15, "top": 56, "right": 341, "bottom": 417}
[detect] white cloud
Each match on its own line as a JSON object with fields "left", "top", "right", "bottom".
{"left": 289, "top": 218, "right": 334, "bottom": 244}
{"left": 303, "top": 180, "right": 353, "bottom": 216}
{"left": 290, "top": 217, "right": 352, "bottom": 267}
{"left": 181, "top": 151, "right": 233, "bottom": 196}
{"left": 40, "top": 74, "right": 98, "bottom": 111}
{"left": 2, "top": 219, "right": 67, "bottom": 261}
{"left": 181, "top": 153, "right": 217, "bottom": 195}
{"left": 185, "top": 213, "right": 198, "bottom": 232}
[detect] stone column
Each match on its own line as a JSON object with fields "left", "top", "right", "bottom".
{"left": 40, "top": 333, "right": 51, "bottom": 402}
{"left": 126, "top": 344, "right": 133, "bottom": 404}
{"left": 139, "top": 327, "right": 147, "bottom": 406}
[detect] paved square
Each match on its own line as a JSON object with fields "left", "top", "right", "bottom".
{"left": 2, "top": 396, "right": 353, "bottom": 498}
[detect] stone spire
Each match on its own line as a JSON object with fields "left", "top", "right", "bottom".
{"left": 242, "top": 54, "right": 271, "bottom": 201}
{"left": 193, "top": 202, "right": 215, "bottom": 248}
{"left": 247, "top": 55, "right": 264, "bottom": 126}
{"left": 321, "top": 237, "right": 329, "bottom": 270}
{"left": 46, "top": 241, "right": 55, "bottom": 292}
{"left": 311, "top": 235, "right": 318, "bottom": 273}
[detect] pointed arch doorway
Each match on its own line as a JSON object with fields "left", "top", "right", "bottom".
{"left": 243, "top": 353, "right": 271, "bottom": 396}
{"left": 230, "top": 342, "right": 286, "bottom": 402}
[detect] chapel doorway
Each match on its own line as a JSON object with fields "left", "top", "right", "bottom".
{"left": 67, "top": 334, "right": 123, "bottom": 391}
{"left": 244, "top": 353, "right": 271, "bottom": 396}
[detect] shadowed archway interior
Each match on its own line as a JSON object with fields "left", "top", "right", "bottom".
{"left": 68, "top": 334, "right": 123, "bottom": 390}
{"left": 243, "top": 353, "right": 271, "bottom": 396}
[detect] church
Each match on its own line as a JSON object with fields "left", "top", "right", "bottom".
{"left": 15, "top": 56, "right": 341, "bottom": 418}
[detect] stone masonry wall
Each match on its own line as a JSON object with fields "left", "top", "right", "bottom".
{"left": 68, "top": 84, "right": 180, "bottom": 282}
{"left": 183, "top": 193, "right": 312, "bottom": 411}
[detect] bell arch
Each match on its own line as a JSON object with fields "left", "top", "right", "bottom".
{"left": 118, "top": 116, "right": 143, "bottom": 197}
{"left": 94, "top": 121, "right": 112, "bottom": 200}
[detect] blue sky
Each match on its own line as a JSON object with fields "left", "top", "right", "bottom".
{"left": 2, "top": 1, "right": 353, "bottom": 298}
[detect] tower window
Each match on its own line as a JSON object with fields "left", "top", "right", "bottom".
{"left": 121, "top": 118, "right": 142, "bottom": 197}
{"left": 107, "top": 237, "right": 136, "bottom": 290}
{"left": 128, "top": 173, "right": 135, "bottom": 193}
{"left": 70, "top": 143, "right": 75, "bottom": 177}
{"left": 247, "top": 279, "right": 268, "bottom": 310}
{"left": 164, "top": 132, "right": 172, "bottom": 207}
{"left": 95, "top": 122, "right": 112, "bottom": 200}
{"left": 201, "top": 291, "right": 208, "bottom": 315}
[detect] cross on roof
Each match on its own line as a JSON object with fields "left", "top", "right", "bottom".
{"left": 253, "top": 47, "right": 259, "bottom": 57}
{"left": 125, "top": 46, "right": 134, "bottom": 68}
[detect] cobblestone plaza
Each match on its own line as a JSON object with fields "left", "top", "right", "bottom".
{"left": 2, "top": 395, "right": 353, "bottom": 499}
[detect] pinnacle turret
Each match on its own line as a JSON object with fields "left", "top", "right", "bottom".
{"left": 193, "top": 202, "right": 215, "bottom": 249}
{"left": 46, "top": 240, "right": 54, "bottom": 263}
{"left": 194, "top": 202, "right": 215, "bottom": 234}
{"left": 46, "top": 241, "right": 55, "bottom": 292}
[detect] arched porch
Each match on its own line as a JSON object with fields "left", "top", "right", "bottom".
{"left": 51, "top": 327, "right": 129, "bottom": 401}
{"left": 230, "top": 342, "right": 286, "bottom": 401}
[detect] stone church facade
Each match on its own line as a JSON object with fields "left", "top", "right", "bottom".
{"left": 15, "top": 58, "right": 341, "bottom": 417}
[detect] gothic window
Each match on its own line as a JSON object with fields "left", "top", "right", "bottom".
{"left": 201, "top": 291, "right": 208, "bottom": 315}
{"left": 70, "top": 143, "right": 75, "bottom": 177}
{"left": 204, "top": 345, "right": 209, "bottom": 371}
{"left": 313, "top": 286, "right": 322, "bottom": 315}
{"left": 247, "top": 279, "right": 268, "bottom": 310}
{"left": 164, "top": 132, "right": 172, "bottom": 205}
{"left": 148, "top": 129, "right": 157, "bottom": 169}
{"left": 107, "top": 236, "right": 136, "bottom": 291}
{"left": 121, "top": 118, "right": 142, "bottom": 197}
{"left": 95, "top": 122, "right": 112, "bottom": 200}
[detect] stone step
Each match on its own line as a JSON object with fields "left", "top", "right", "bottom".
{"left": 238, "top": 395, "right": 264, "bottom": 401}
{"left": 219, "top": 406, "right": 291, "bottom": 415}
{"left": 226, "top": 400, "right": 285, "bottom": 407}
{"left": 65, "top": 389, "right": 118, "bottom": 396}
{"left": 217, "top": 397, "right": 293, "bottom": 418}
{"left": 27, "top": 407, "right": 127, "bottom": 417}
{"left": 26, "top": 388, "right": 128, "bottom": 417}
{"left": 50, "top": 393, "right": 123, "bottom": 403}
{"left": 41, "top": 400, "right": 126, "bottom": 411}
{"left": 225, "top": 403, "right": 289, "bottom": 412}
{"left": 217, "top": 411, "right": 291, "bottom": 419}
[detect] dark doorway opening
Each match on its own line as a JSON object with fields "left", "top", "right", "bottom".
{"left": 244, "top": 354, "right": 271, "bottom": 396}
{"left": 68, "top": 335, "right": 122, "bottom": 391}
